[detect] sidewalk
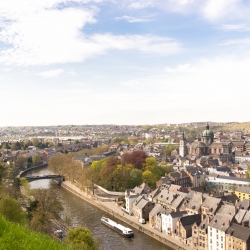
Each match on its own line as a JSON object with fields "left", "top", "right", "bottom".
{"left": 62, "top": 181, "right": 193, "bottom": 250}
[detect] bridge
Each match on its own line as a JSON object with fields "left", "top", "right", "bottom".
{"left": 25, "top": 175, "right": 65, "bottom": 185}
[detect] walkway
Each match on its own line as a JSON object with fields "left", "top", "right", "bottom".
{"left": 62, "top": 181, "right": 193, "bottom": 250}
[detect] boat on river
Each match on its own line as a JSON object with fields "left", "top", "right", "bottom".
{"left": 101, "top": 216, "right": 134, "bottom": 238}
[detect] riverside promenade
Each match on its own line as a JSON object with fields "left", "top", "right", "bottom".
{"left": 61, "top": 181, "right": 193, "bottom": 250}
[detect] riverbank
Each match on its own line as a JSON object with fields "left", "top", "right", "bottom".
{"left": 61, "top": 181, "right": 192, "bottom": 250}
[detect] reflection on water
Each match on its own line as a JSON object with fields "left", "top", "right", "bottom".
{"left": 27, "top": 168, "right": 173, "bottom": 250}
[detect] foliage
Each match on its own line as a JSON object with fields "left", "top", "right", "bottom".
{"left": 29, "top": 188, "right": 63, "bottom": 232}
{"left": 32, "top": 154, "right": 42, "bottom": 165}
{"left": 0, "top": 196, "right": 27, "bottom": 224}
{"left": 143, "top": 158, "right": 161, "bottom": 179}
{"left": 121, "top": 151, "right": 147, "bottom": 169}
{"left": 15, "top": 155, "right": 27, "bottom": 169}
{"left": 20, "top": 177, "right": 30, "bottom": 189}
{"left": 159, "top": 164, "right": 174, "bottom": 175}
{"left": 163, "top": 144, "right": 176, "bottom": 156}
{"left": 66, "top": 227, "right": 99, "bottom": 250}
{"left": 142, "top": 170, "right": 156, "bottom": 189}
{"left": 32, "top": 138, "right": 39, "bottom": 147}
{"left": 48, "top": 147, "right": 163, "bottom": 191}
{"left": 0, "top": 217, "right": 73, "bottom": 250}
{"left": 246, "top": 165, "right": 250, "bottom": 178}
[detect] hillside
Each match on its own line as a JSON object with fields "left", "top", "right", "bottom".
{"left": 0, "top": 217, "right": 73, "bottom": 250}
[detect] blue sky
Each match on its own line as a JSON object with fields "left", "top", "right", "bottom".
{"left": 0, "top": 0, "right": 250, "bottom": 126}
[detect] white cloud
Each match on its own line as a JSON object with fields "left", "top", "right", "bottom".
{"left": 115, "top": 15, "right": 153, "bottom": 23}
{"left": 126, "top": 0, "right": 154, "bottom": 9}
{"left": 221, "top": 38, "right": 250, "bottom": 46}
{"left": 0, "top": 1, "right": 181, "bottom": 66}
{"left": 220, "top": 24, "right": 250, "bottom": 31}
{"left": 38, "top": 69, "right": 64, "bottom": 78}
{"left": 89, "top": 34, "right": 181, "bottom": 55}
{"left": 202, "top": 0, "right": 243, "bottom": 21}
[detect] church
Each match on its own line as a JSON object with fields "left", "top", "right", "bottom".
{"left": 179, "top": 123, "right": 233, "bottom": 163}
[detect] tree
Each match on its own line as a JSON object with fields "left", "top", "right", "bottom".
{"left": 15, "top": 155, "right": 27, "bottom": 169}
{"left": 32, "top": 138, "right": 39, "bottom": 147}
{"left": 143, "top": 158, "right": 160, "bottom": 179}
{"left": 246, "top": 165, "right": 250, "bottom": 178}
{"left": 20, "top": 177, "right": 30, "bottom": 189}
{"left": 0, "top": 196, "right": 27, "bottom": 224}
{"left": 29, "top": 188, "right": 63, "bottom": 232}
{"left": 163, "top": 144, "right": 176, "bottom": 156}
{"left": 129, "top": 168, "right": 143, "bottom": 188}
{"left": 142, "top": 170, "right": 156, "bottom": 189}
{"left": 121, "top": 151, "right": 147, "bottom": 169}
{"left": 0, "top": 162, "right": 6, "bottom": 184}
{"left": 159, "top": 164, "right": 174, "bottom": 175}
{"left": 66, "top": 227, "right": 99, "bottom": 250}
{"left": 32, "top": 154, "right": 41, "bottom": 165}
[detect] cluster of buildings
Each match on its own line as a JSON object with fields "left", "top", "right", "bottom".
{"left": 124, "top": 182, "right": 250, "bottom": 250}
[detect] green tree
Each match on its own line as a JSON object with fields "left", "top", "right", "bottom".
{"left": 129, "top": 168, "right": 143, "bottom": 188}
{"left": 159, "top": 164, "right": 174, "bottom": 175}
{"left": 163, "top": 144, "right": 176, "bottom": 156}
{"left": 0, "top": 196, "right": 27, "bottom": 224}
{"left": 142, "top": 170, "right": 156, "bottom": 189}
{"left": 29, "top": 188, "right": 63, "bottom": 232}
{"left": 246, "top": 165, "right": 250, "bottom": 178}
{"left": 66, "top": 227, "right": 99, "bottom": 250}
{"left": 0, "top": 162, "right": 6, "bottom": 184}
{"left": 15, "top": 155, "right": 27, "bottom": 169}
{"left": 32, "top": 138, "right": 39, "bottom": 147}
{"left": 10, "top": 143, "right": 17, "bottom": 150}
{"left": 143, "top": 158, "right": 161, "bottom": 179}
{"left": 20, "top": 177, "right": 30, "bottom": 189}
{"left": 32, "top": 154, "right": 41, "bottom": 165}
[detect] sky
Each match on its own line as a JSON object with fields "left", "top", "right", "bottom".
{"left": 0, "top": 0, "right": 250, "bottom": 126}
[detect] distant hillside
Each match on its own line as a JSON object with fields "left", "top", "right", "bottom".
{"left": 0, "top": 217, "right": 73, "bottom": 250}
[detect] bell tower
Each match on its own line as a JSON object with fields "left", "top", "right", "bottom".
{"left": 179, "top": 131, "right": 187, "bottom": 157}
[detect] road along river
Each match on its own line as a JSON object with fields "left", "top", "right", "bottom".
{"left": 27, "top": 168, "right": 174, "bottom": 250}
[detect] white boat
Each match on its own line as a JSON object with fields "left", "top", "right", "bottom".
{"left": 101, "top": 216, "right": 134, "bottom": 238}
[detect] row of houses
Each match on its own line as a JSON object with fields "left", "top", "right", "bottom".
{"left": 123, "top": 183, "right": 250, "bottom": 250}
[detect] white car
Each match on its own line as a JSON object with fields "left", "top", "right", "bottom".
{"left": 138, "top": 218, "right": 146, "bottom": 224}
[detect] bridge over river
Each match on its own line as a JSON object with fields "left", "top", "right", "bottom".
{"left": 25, "top": 175, "right": 65, "bottom": 185}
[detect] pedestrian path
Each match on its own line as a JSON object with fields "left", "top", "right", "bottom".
{"left": 62, "top": 181, "right": 193, "bottom": 250}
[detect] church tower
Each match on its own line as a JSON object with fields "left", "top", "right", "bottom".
{"left": 201, "top": 123, "right": 214, "bottom": 145}
{"left": 179, "top": 131, "right": 187, "bottom": 157}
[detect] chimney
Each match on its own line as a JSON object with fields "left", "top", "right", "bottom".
{"left": 242, "top": 221, "right": 244, "bottom": 227}
{"left": 228, "top": 220, "right": 231, "bottom": 228}
{"left": 207, "top": 216, "right": 210, "bottom": 224}
{"left": 200, "top": 195, "right": 203, "bottom": 204}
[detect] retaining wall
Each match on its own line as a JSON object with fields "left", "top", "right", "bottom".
{"left": 61, "top": 182, "right": 186, "bottom": 250}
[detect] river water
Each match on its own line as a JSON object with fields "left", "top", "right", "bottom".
{"left": 27, "top": 168, "right": 173, "bottom": 250}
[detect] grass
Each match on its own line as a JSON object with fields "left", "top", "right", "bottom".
{"left": 0, "top": 217, "right": 73, "bottom": 250}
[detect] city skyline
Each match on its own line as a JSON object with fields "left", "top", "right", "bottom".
{"left": 0, "top": 0, "right": 250, "bottom": 126}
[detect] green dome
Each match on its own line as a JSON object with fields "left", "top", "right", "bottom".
{"left": 202, "top": 129, "right": 214, "bottom": 137}
{"left": 202, "top": 123, "right": 214, "bottom": 137}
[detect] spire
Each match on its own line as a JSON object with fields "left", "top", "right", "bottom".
{"left": 206, "top": 122, "right": 209, "bottom": 130}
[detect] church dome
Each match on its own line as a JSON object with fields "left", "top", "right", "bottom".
{"left": 202, "top": 123, "right": 214, "bottom": 137}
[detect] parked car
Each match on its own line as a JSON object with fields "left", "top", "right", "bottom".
{"left": 138, "top": 218, "right": 146, "bottom": 224}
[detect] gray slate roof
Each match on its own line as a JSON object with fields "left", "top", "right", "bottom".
{"left": 227, "top": 223, "right": 250, "bottom": 241}
{"left": 208, "top": 213, "right": 234, "bottom": 232}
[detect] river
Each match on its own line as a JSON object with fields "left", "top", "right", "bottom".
{"left": 27, "top": 168, "right": 173, "bottom": 250}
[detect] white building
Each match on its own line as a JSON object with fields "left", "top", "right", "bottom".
{"left": 161, "top": 210, "right": 187, "bottom": 235}
{"left": 208, "top": 213, "right": 233, "bottom": 250}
